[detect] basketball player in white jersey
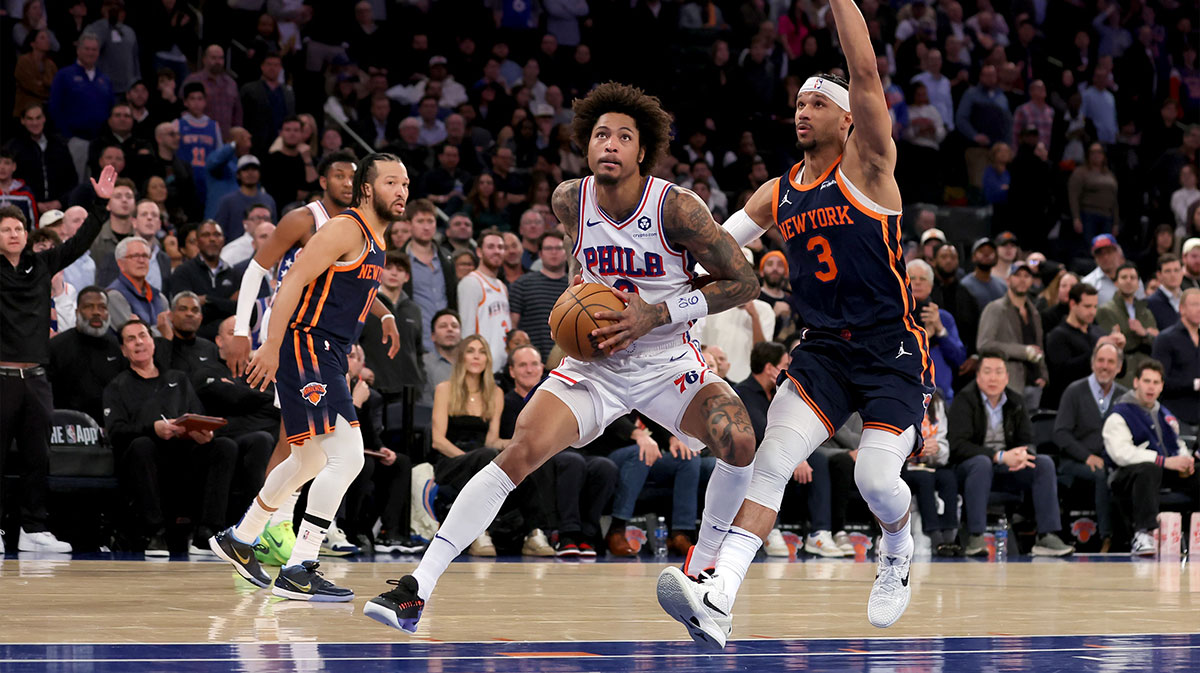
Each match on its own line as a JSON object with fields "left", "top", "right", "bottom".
{"left": 223, "top": 150, "right": 400, "bottom": 565}
{"left": 457, "top": 227, "right": 510, "bottom": 371}
{"left": 362, "top": 81, "right": 761, "bottom": 634}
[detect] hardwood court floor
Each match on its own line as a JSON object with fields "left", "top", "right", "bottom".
{"left": 2, "top": 555, "right": 1198, "bottom": 645}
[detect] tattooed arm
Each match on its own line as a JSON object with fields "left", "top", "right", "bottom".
{"left": 550, "top": 179, "right": 582, "bottom": 277}
{"left": 592, "top": 186, "right": 759, "bottom": 353}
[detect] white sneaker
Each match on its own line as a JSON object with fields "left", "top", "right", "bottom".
{"left": 763, "top": 528, "right": 789, "bottom": 557}
{"left": 0, "top": 530, "right": 5, "bottom": 555}
{"left": 1130, "top": 530, "right": 1157, "bottom": 556}
{"left": 468, "top": 532, "right": 496, "bottom": 557}
{"left": 804, "top": 530, "right": 846, "bottom": 557}
{"left": 833, "top": 530, "right": 856, "bottom": 554}
{"left": 18, "top": 529, "right": 72, "bottom": 553}
{"left": 319, "top": 526, "right": 360, "bottom": 556}
{"left": 522, "top": 529, "right": 555, "bottom": 557}
{"left": 867, "top": 554, "right": 911, "bottom": 628}
{"left": 656, "top": 566, "right": 732, "bottom": 649}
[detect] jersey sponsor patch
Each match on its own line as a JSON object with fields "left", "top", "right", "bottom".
{"left": 301, "top": 382, "right": 328, "bottom": 405}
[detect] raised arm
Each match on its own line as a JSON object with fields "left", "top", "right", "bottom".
{"left": 828, "top": 0, "right": 896, "bottom": 169}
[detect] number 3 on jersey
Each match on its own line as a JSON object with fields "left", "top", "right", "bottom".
{"left": 806, "top": 235, "right": 838, "bottom": 282}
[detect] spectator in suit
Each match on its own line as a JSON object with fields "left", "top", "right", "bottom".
{"left": 153, "top": 291, "right": 221, "bottom": 379}
{"left": 949, "top": 353, "right": 1073, "bottom": 557}
{"left": 977, "top": 260, "right": 1048, "bottom": 409}
{"left": 165, "top": 220, "right": 240, "bottom": 340}
{"left": 1151, "top": 289, "right": 1200, "bottom": 432}
{"left": 1103, "top": 360, "right": 1197, "bottom": 555}
{"left": 240, "top": 54, "right": 295, "bottom": 158}
{"left": 1147, "top": 254, "right": 1185, "bottom": 330}
{"left": 1096, "top": 263, "right": 1159, "bottom": 387}
{"left": 356, "top": 96, "right": 399, "bottom": 150}
{"left": 47, "top": 286, "right": 124, "bottom": 424}
{"left": 405, "top": 199, "right": 458, "bottom": 353}
{"left": 1054, "top": 341, "right": 1126, "bottom": 551}
{"left": 5, "top": 103, "right": 77, "bottom": 213}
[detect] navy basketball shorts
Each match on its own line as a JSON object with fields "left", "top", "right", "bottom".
{"left": 276, "top": 330, "right": 359, "bottom": 446}
{"left": 779, "top": 323, "right": 934, "bottom": 449}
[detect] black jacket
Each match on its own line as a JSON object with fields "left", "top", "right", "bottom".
{"left": 102, "top": 367, "right": 204, "bottom": 449}
{"left": 948, "top": 381, "right": 1034, "bottom": 464}
{"left": 3, "top": 131, "right": 77, "bottom": 204}
{"left": 165, "top": 257, "right": 242, "bottom": 339}
{"left": 1054, "top": 377, "right": 1127, "bottom": 463}
{"left": 1044, "top": 322, "right": 1103, "bottom": 411}
{"left": 1152, "top": 323, "right": 1200, "bottom": 426}
{"left": 360, "top": 292, "right": 425, "bottom": 395}
{"left": 0, "top": 200, "right": 106, "bottom": 363}
{"left": 191, "top": 358, "right": 279, "bottom": 438}
{"left": 153, "top": 335, "right": 222, "bottom": 379}
{"left": 47, "top": 328, "right": 127, "bottom": 422}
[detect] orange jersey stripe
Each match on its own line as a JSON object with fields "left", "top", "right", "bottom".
{"left": 787, "top": 373, "right": 834, "bottom": 436}
{"left": 864, "top": 421, "right": 905, "bottom": 436}
{"left": 308, "top": 269, "right": 336, "bottom": 326}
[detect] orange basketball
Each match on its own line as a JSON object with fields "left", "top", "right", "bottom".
{"left": 549, "top": 283, "right": 626, "bottom": 361}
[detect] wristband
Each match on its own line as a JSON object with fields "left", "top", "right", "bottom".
{"left": 381, "top": 314, "right": 395, "bottom": 322}
{"left": 666, "top": 290, "right": 709, "bottom": 324}
{"left": 997, "top": 450, "right": 1005, "bottom": 465}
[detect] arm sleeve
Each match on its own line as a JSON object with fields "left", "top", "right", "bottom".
{"left": 234, "top": 260, "right": 270, "bottom": 337}
{"left": 206, "top": 142, "right": 235, "bottom": 179}
{"left": 1102, "top": 413, "right": 1161, "bottom": 466}
{"left": 1013, "top": 398, "right": 1034, "bottom": 447}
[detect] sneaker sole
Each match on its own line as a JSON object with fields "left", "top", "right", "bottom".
{"left": 144, "top": 549, "right": 170, "bottom": 558}
{"left": 318, "top": 548, "right": 356, "bottom": 557}
{"left": 804, "top": 544, "right": 845, "bottom": 558}
{"left": 867, "top": 584, "right": 911, "bottom": 628}
{"left": 656, "top": 567, "right": 728, "bottom": 650}
{"left": 208, "top": 536, "right": 270, "bottom": 588}
{"left": 363, "top": 599, "right": 419, "bottom": 633}
{"left": 271, "top": 585, "right": 354, "bottom": 602}
{"left": 1031, "top": 546, "right": 1074, "bottom": 557}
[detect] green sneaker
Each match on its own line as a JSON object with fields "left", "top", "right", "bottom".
{"left": 254, "top": 521, "right": 296, "bottom": 566}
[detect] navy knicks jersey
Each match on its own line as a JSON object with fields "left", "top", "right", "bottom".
{"left": 773, "top": 156, "right": 914, "bottom": 331}
{"left": 287, "top": 207, "right": 386, "bottom": 352}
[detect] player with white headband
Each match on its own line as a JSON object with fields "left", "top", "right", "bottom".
{"left": 658, "top": 0, "right": 937, "bottom": 648}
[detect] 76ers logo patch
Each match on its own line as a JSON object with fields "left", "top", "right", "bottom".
{"left": 301, "top": 382, "right": 327, "bottom": 406}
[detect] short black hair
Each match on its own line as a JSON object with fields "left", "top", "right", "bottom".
{"left": 978, "top": 350, "right": 1007, "bottom": 366}
{"left": 77, "top": 285, "right": 107, "bottom": 304}
{"left": 431, "top": 308, "right": 460, "bottom": 330}
{"left": 281, "top": 115, "right": 302, "bottom": 128}
{"left": 749, "top": 342, "right": 788, "bottom": 375}
{"left": 350, "top": 152, "right": 404, "bottom": 208}
{"left": 1158, "top": 253, "right": 1181, "bottom": 271}
{"left": 1116, "top": 262, "right": 1139, "bottom": 276}
{"left": 1134, "top": 359, "right": 1164, "bottom": 380}
{"left": 317, "top": 150, "right": 358, "bottom": 179}
{"left": 1068, "top": 282, "right": 1098, "bottom": 304}
{"left": 384, "top": 250, "right": 411, "bottom": 274}
{"left": 0, "top": 148, "right": 15, "bottom": 162}
{"left": 0, "top": 204, "right": 27, "bottom": 228}
{"left": 243, "top": 202, "right": 271, "bottom": 218}
{"left": 538, "top": 230, "right": 565, "bottom": 251}
{"left": 118, "top": 318, "right": 149, "bottom": 340}
{"left": 571, "top": 81, "right": 673, "bottom": 176}
{"left": 182, "top": 82, "right": 206, "bottom": 98}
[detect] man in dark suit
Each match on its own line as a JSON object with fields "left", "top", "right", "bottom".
{"left": 1146, "top": 253, "right": 1184, "bottom": 330}
{"left": 1053, "top": 341, "right": 1127, "bottom": 551}
{"left": 239, "top": 54, "right": 295, "bottom": 158}
{"left": 355, "top": 97, "right": 400, "bottom": 151}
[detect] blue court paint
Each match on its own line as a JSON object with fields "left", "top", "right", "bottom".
{"left": 2, "top": 634, "right": 1198, "bottom": 672}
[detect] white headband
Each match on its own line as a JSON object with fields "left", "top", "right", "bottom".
{"left": 800, "top": 76, "right": 850, "bottom": 112}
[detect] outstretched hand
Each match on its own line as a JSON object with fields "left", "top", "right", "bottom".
{"left": 91, "top": 164, "right": 117, "bottom": 199}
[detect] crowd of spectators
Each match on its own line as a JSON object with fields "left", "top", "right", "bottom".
{"left": 0, "top": 0, "right": 1198, "bottom": 558}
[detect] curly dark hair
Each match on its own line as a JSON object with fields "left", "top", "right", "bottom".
{"left": 571, "top": 82, "right": 673, "bottom": 176}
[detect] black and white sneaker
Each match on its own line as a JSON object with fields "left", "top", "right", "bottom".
{"left": 209, "top": 527, "right": 270, "bottom": 587}
{"left": 867, "top": 554, "right": 911, "bottom": 628}
{"left": 145, "top": 531, "right": 170, "bottom": 558}
{"left": 363, "top": 575, "right": 425, "bottom": 633}
{"left": 272, "top": 560, "right": 354, "bottom": 602}
{"left": 656, "top": 566, "right": 732, "bottom": 649}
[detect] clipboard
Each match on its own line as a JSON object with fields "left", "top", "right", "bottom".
{"left": 173, "top": 414, "right": 228, "bottom": 433}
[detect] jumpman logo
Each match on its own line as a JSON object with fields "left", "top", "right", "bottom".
{"left": 896, "top": 342, "right": 913, "bottom": 358}
{"left": 779, "top": 189, "right": 793, "bottom": 207}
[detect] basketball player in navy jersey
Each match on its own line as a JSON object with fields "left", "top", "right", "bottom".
{"left": 210, "top": 153, "right": 407, "bottom": 602}
{"left": 222, "top": 151, "right": 400, "bottom": 565}
{"left": 362, "top": 82, "right": 761, "bottom": 634}
{"left": 658, "top": 0, "right": 935, "bottom": 645}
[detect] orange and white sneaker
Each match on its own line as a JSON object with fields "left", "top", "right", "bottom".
{"left": 804, "top": 530, "right": 847, "bottom": 557}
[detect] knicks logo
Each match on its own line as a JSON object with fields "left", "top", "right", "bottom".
{"left": 300, "top": 382, "right": 327, "bottom": 406}
{"left": 1071, "top": 518, "right": 1098, "bottom": 543}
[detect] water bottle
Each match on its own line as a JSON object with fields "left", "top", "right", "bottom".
{"left": 653, "top": 516, "right": 669, "bottom": 559}
{"left": 995, "top": 516, "right": 1008, "bottom": 562}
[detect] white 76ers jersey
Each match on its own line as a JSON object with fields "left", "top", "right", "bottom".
{"left": 574, "top": 175, "right": 696, "bottom": 351}
{"left": 259, "top": 201, "right": 334, "bottom": 345}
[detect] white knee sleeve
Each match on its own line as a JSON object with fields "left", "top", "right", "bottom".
{"left": 305, "top": 415, "right": 367, "bottom": 521}
{"left": 744, "top": 380, "right": 830, "bottom": 511}
{"left": 258, "top": 440, "right": 327, "bottom": 507}
{"left": 854, "top": 427, "right": 916, "bottom": 525}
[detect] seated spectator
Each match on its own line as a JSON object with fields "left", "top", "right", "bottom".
{"left": 42, "top": 207, "right": 95, "bottom": 299}
{"left": 87, "top": 104, "right": 151, "bottom": 182}
{"left": 501, "top": 345, "right": 617, "bottom": 557}
{"left": 430, "top": 335, "right": 549, "bottom": 556}
{"left": 47, "top": 286, "right": 125, "bottom": 422}
{"left": 102, "top": 319, "right": 238, "bottom": 556}
{"left": 1044, "top": 283, "right": 1120, "bottom": 409}
{"left": 509, "top": 231, "right": 568, "bottom": 361}
{"left": 1096, "top": 263, "right": 1159, "bottom": 387}
{"left": 1054, "top": 341, "right": 1126, "bottom": 552}
{"left": 1103, "top": 360, "right": 1198, "bottom": 556}
{"left": 166, "top": 220, "right": 240, "bottom": 340}
{"left": 1147, "top": 254, "right": 1185, "bottom": 330}
{"left": 212, "top": 155, "right": 276, "bottom": 240}
{"left": 219, "top": 203, "right": 272, "bottom": 267}
{"left": 757, "top": 250, "right": 793, "bottom": 340}
{"left": 908, "top": 259, "right": 966, "bottom": 401}
{"left": 607, "top": 416, "right": 701, "bottom": 557}
{"left": 903, "top": 391, "right": 961, "bottom": 555}
{"left": 1186, "top": 239, "right": 1200, "bottom": 291}
{"left": 948, "top": 352, "right": 1073, "bottom": 557}
{"left": 154, "top": 291, "right": 221, "bottom": 377}
{"left": 28, "top": 227, "right": 76, "bottom": 331}
{"left": 1151, "top": 289, "right": 1200, "bottom": 433}
{"left": 421, "top": 309, "right": 461, "bottom": 405}
{"left": 1083, "top": 235, "right": 1144, "bottom": 305}
{"left": 701, "top": 343, "right": 730, "bottom": 380}
{"left": 977, "top": 260, "right": 1048, "bottom": 409}
{"left": 90, "top": 177, "right": 137, "bottom": 287}
{"left": 823, "top": 413, "right": 866, "bottom": 555}
{"left": 106, "top": 236, "right": 168, "bottom": 333}
{"left": 961, "top": 237, "right": 1006, "bottom": 311}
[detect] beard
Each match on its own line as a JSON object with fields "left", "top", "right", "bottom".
{"left": 77, "top": 313, "right": 110, "bottom": 337}
{"left": 328, "top": 190, "right": 351, "bottom": 209}
{"left": 1010, "top": 287, "right": 1026, "bottom": 298}
{"left": 593, "top": 171, "right": 619, "bottom": 186}
{"left": 975, "top": 259, "right": 995, "bottom": 272}
{"left": 372, "top": 191, "right": 402, "bottom": 223}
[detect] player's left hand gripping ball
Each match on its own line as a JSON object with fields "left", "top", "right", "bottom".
{"left": 591, "top": 288, "right": 661, "bottom": 355}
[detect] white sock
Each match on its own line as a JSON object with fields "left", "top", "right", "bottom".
{"left": 881, "top": 517, "right": 914, "bottom": 559}
{"left": 691, "top": 459, "right": 754, "bottom": 572}
{"left": 233, "top": 501, "right": 272, "bottom": 545}
{"left": 287, "top": 515, "right": 329, "bottom": 566}
{"left": 268, "top": 490, "right": 301, "bottom": 527}
{"left": 411, "top": 462, "right": 515, "bottom": 601}
{"left": 713, "top": 525, "right": 762, "bottom": 607}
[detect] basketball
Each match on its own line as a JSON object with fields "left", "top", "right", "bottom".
{"left": 549, "top": 283, "right": 626, "bottom": 361}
